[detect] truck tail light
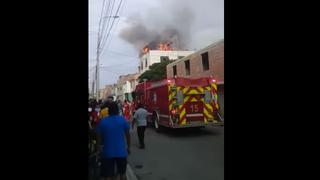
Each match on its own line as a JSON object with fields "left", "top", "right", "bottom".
{"left": 171, "top": 109, "right": 177, "bottom": 115}
{"left": 171, "top": 109, "right": 179, "bottom": 123}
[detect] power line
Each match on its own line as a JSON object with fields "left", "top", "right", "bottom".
{"left": 94, "top": 0, "right": 110, "bottom": 99}
{"left": 94, "top": 0, "right": 117, "bottom": 99}
{"left": 97, "top": 0, "right": 105, "bottom": 41}
{"left": 97, "top": 0, "right": 109, "bottom": 51}
{"left": 99, "top": 0, "right": 115, "bottom": 50}
{"left": 93, "top": 0, "right": 126, "bottom": 98}
{"left": 101, "top": 0, "right": 127, "bottom": 55}
{"left": 98, "top": 0, "right": 128, "bottom": 58}
{"left": 100, "top": 0, "right": 124, "bottom": 51}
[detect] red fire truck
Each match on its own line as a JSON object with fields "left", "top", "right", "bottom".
{"left": 134, "top": 77, "right": 223, "bottom": 130}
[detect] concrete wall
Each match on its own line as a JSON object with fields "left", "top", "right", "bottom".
{"left": 139, "top": 50, "right": 194, "bottom": 74}
{"left": 99, "top": 85, "right": 113, "bottom": 100}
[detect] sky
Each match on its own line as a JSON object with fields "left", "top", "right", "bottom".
{"left": 89, "top": 0, "right": 224, "bottom": 90}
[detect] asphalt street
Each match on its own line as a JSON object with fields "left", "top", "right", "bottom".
{"left": 128, "top": 125, "right": 224, "bottom": 180}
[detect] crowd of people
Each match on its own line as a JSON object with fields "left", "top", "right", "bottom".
{"left": 88, "top": 96, "right": 147, "bottom": 180}
{"left": 88, "top": 97, "right": 136, "bottom": 128}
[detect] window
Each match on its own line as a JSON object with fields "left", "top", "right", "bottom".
{"left": 184, "top": 60, "right": 190, "bottom": 75}
{"left": 145, "top": 58, "right": 148, "bottom": 68}
{"left": 201, "top": 52, "right": 209, "bottom": 71}
{"left": 160, "top": 56, "right": 169, "bottom": 62}
{"left": 173, "top": 65, "right": 177, "bottom": 76}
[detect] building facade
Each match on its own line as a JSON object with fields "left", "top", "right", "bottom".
{"left": 166, "top": 39, "right": 224, "bottom": 117}
{"left": 138, "top": 50, "right": 194, "bottom": 75}
{"left": 111, "top": 84, "right": 118, "bottom": 100}
{"left": 166, "top": 39, "right": 224, "bottom": 83}
{"left": 115, "top": 73, "right": 139, "bottom": 101}
{"left": 99, "top": 85, "right": 113, "bottom": 100}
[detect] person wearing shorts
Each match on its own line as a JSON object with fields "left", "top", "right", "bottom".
{"left": 96, "top": 102, "right": 131, "bottom": 180}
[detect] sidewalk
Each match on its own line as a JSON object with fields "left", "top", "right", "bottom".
{"left": 126, "top": 164, "right": 138, "bottom": 180}
{"left": 112, "top": 164, "right": 138, "bottom": 180}
{"left": 89, "top": 161, "right": 138, "bottom": 180}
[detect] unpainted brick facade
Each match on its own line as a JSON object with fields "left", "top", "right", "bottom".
{"left": 166, "top": 39, "right": 224, "bottom": 84}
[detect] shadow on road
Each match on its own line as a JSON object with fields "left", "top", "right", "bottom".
{"left": 155, "top": 126, "right": 223, "bottom": 138}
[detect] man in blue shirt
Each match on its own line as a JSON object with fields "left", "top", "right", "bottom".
{"left": 96, "top": 102, "right": 131, "bottom": 180}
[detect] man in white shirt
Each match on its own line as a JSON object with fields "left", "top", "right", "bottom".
{"left": 133, "top": 103, "right": 148, "bottom": 149}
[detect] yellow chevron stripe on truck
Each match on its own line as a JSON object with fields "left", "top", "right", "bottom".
{"left": 168, "top": 83, "right": 218, "bottom": 126}
{"left": 187, "top": 89, "right": 199, "bottom": 94}
{"left": 197, "top": 86, "right": 204, "bottom": 93}
{"left": 205, "top": 103, "right": 213, "bottom": 112}
{"left": 179, "top": 107, "right": 186, "bottom": 125}
{"left": 182, "top": 87, "right": 189, "bottom": 94}
{"left": 211, "top": 83, "right": 217, "bottom": 91}
{"left": 190, "top": 97, "right": 197, "bottom": 102}
{"left": 210, "top": 83, "right": 219, "bottom": 111}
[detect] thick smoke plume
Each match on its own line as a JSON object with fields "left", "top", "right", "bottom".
{"left": 120, "top": 1, "right": 194, "bottom": 52}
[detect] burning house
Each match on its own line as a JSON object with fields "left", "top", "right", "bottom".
{"left": 119, "top": 4, "right": 195, "bottom": 75}
{"left": 138, "top": 41, "right": 194, "bottom": 74}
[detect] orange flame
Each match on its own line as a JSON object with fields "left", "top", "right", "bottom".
{"left": 142, "top": 41, "right": 174, "bottom": 55}
{"left": 143, "top": 46, "right": 149, "bottom": 53}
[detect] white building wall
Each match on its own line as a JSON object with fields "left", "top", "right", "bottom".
{"left": 124, "top": 81, "right": 131, "bottom": 94}
{"left": 139, "top": 50, "right": 194, "bottom": 74}
{"left": 112, "top": 84, "right": 118, "bottom": 97}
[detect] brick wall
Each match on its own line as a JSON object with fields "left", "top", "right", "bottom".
{"left": 167, "top": 39, "right": 224, "bottom": 83}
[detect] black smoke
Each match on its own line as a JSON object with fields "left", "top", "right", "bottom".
{"left": 119, "top": 2, "right": 194, "bottom": 52}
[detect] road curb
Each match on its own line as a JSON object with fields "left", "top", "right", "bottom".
{"left": 127, "top": 163, "right": 138, "bottom": 180}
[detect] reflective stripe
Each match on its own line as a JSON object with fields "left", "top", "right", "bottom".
{"left": 159, "top": 114, "right": 169, "bottom": 118}
{"left": 186, "top": 113, "right": 203, "bottom": 117}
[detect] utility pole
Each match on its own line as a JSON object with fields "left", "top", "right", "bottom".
{"left": 94, "top": 0, "right": 120, "bottom": 100}
{"left": 95, "top": 16, "right": 119, "bottom": 100}
{"left": 95, "top": 50, "right": 100, "bottom": 100}
{"left": 91, "top": 78, "right": 95, "bottom": 98}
